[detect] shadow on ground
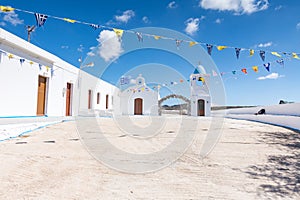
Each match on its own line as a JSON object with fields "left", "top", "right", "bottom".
{"left": 245, "top": 130, "right": 300, "bottom": 198}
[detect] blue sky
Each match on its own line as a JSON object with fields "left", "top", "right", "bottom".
{"left": 1, "top": 0, "right": 300, "bottom": 106}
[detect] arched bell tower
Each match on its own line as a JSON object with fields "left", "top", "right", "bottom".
{"left": 190, "top": 68, "right": 211, "bottom": 116}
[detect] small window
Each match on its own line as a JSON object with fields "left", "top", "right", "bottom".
{"left": 88, "top": 90, "right": 92, "bottom": 109}
{"left": 106, "top": 94, "right": 109, "bottom": 109}
{"left": 97, "top": 92, "right": 100, "bottom": 104}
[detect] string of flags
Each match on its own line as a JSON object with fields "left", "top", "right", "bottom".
{"left": 1, "top": 4, "right": 300, "bottom": 62}
{"left": 0, "top": 49, "right": 55, "bottom": 77}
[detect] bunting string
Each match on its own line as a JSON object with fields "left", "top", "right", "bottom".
{"left": 0, "top": 4, "right": 299, "bottom": 59}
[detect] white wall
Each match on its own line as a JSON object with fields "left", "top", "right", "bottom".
{"left": 0, "top": 28, "right": 118, "bottom": 117}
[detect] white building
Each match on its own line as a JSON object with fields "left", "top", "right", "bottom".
{"left": 190, "top": 69, "right": 211, "bottom": 117}
{"left": 0, "top": 28, "right": 117, "bottom": 117}
{"left": 118, "top": 74, "right": 159, "bottom": 115}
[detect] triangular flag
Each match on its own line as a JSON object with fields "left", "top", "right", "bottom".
{"left": 221, "top": 72, "right": 225, "bottom": 76}
{"left": 175, "top": 39, "right": 182, "bottom": 48}
{"left": 189, "top": 41, "right": 197, "bottom": 47}
{"left": 259, "top": 50, "right": 266, "bottom": 61}
{"left": 35, "top": 13, "right": 48, "bottom": 27}
{"left": 154, "top": 35, "right": 161, "bottom": 40}
{"left": 232, "top": 71, "right": 236, "bottom": 75}
{"left": 46, "top": 66, "right": 50, "bottom": 72}
{"left": 271, "top": 52, "right": 281, "bottom": 57}
{"left": 264, "top": 63, "right": 270, "bottom": 72}
{"left": 136, "top": 32, "right": 143, "bottom": 42}
{"left": 206, "top": 44, "right": 213, "bottom": 56}
{"left": 276, "top": 59, "right": 284, "bottom": 66}
{"left": 180, "top": 79, "right": 184, "bottom": 83}
{"left": 29, "top": 61, "right": 34, "bottom": 65}
{"left": 8, "top": 54, "right": 13, "bottom": 59}
{"left": 292, "top": 53, "right": 300, "bottom": 60}
{"left": 212, "top": 70, "right": 218, "bottom": 76}
{"left": 250, "top": 49, "right": 254, "bottom": 57}
{"left": 0, "top": 6, "right": 14, "bottom": 12}
{"left": 235, "top": 48, "right": 241, "bottom": 59}
{"left": 241, "top": 68, "right": 247, "bottom": 74}
{"left": 113, "top": 28, "right": 124, "bottom": 39}
{"left": 39, "top": 64, "right": 42, "bottom": 70}
{"left": 63, "top": 18, "right": 76, "bottom": 23}
{"left": 19, "top": 58, "right": 25, "bottom": 65}
{"left": 198, "top": 77, "right": 205, "bottom": 82}
{"left": 252, "top": 66, "right": 258, "bottom": 72}
{"left": 90, "top": 24, "right": 100, "bottom": 30}
{"left": 217, "top": 46, "right": 227, "bottom": 51}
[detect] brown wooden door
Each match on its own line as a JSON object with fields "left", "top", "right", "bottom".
{"left": 134, "top": 98, "right": 143, "bottom": 115}
{"left": 37, "top": 76, "right": 47, "bottom": 115}
{"left": 66, "top": 83, "right": 72, "bottom": 116}
{"left": 198, "top": 99, "right": 205, "bottom": 116}
{"left": 88, "top": 90, "right": 92, "bottom": 109}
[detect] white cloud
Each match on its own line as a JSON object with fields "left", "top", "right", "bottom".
{"left": 215, "top": 18, "right": 223, "bottom": 24}
{"left": 96, "top": 30, "right": 123, "bottom": 62}
{"left": 257, "top": 42, "right": 272, "bottom": 48}
{"left": 142, "top": 16, "right": 150, "bottom": 23}
{"left": 167, "top": 1, "right": 178, "bottom": 9}
{"left": 1, "top": 11, "right": 23, "bottom": 26}
{"left": 0, "top": 21, "right": 6, "bottom": 26}
{"left": 296, "top": 22, "right": 300, "bottom": 30}
{"left": 275, "top": 5, "right": 282, "bottom": 11}
{"left": 115, "top": 10, "right": 135, "bottom": 23}
{"left": 184, "top": 17, "right": 204, "bottom": 36}
{"left": 61, "top": 45, "right": 69, "bottom": 49}
{"left": 257, "top": 73, "right": 284, "bottom": 80}
{"left": 199, "top": 0, "right": 269, "bottom": 14}
{"left": 87, "top": 47, "right": 96, "bottom": 57}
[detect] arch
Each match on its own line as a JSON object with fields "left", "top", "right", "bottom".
{"left": 158, "top": 94, "right": 191, "bottom": 115}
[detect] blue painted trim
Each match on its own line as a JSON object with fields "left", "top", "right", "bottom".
{"left": 0, "top": 115, "right": 48, "bottom": 119}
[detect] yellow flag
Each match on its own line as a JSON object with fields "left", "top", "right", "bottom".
{"left": 292, "top": 53, "right": 300, "bottom": 60}
{"left": 189, "top": 41, "right": 197, "bottom": 47}
{"left": 8, "top": 54, "right": 13, "bottom": 59}
{"left": 63, "top": 18, "right": 76, "bottom": 23}
{"left": 0, "top": 6, "right": 14, "bottom": 12}
{"left": 250, "top": 49, "right": 254, "bottom": 56}
{"left": 29, "top": 61, "right": 34, "bottom": 65}
{"left": 46, "top": 66, "right": 50, "bottom": 72}
{"left": 113, "top": 28, "right": 124, "bottom": 38}
{"left": 154, "top": 35, "right": 161, "bottom": 40}
{"left": 217, "top": 46, "right": 227, "bottom": 51}
{"left": 252, "top": 66, "right": 258, "bottom": 72}
{"left": 271, "top": 52, "right": 281, "bottom": 57}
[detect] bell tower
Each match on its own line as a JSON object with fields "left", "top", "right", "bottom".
{"left": 190, "top": 68, "right": 211, "bottom": 116}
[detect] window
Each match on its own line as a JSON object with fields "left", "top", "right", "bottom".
{"left": 88, "top": 90, "right": 92, "bottom": 109}
{"left": 106, "top": 94, "right": 109, "bottom": 109}
{"left": 97, "top": 92, "right": 100, "bottom": 104}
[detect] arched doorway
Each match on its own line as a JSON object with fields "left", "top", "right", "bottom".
{"left": 134, "top": 98, "right": 143, "bottom": 115}
{"left": 198, "top": 99, "right": 205, "bottom": 116}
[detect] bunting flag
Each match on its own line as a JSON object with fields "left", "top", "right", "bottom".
{"left": 276, "top": 59, "right": 284, "bottom": 66}
{"left": 0, "top": 6, "right": 14, "bottom": 12}
{"left": 232, "top": 71, "right": 236, "bottom": 75}
{"left": 34, "top": 13, "right": 48, "bottom": 27}
{"left": 235, "top": 48, "right": 241, "bottom": 59}
{"left": 264, "top": 63, "right": 270, "bottom": 72}
{"left": 29, "top": 61, "right": 34, "bottom": 65}
{"left": 212, "top": 70, "right": 218, "bottom": 76}
{"left": 189, "top": 41, "right": 197, "bottom": 47}
{"left": 217, "top": 46, "right": 227, "bottom": 51}
{"left": 136, "top": 32, "right": 143, "bottom": 42}
{"left": 250, "top": 49, "right": 254, "bottom": 56}
{"left": 39, "top": 64, "right": 42, "bottom": 70}
{"left": 220, "top": 72, "right": 225, "bottom": 76}
{"left": 206, "top": 44, "right": 213, "bottom": 56}
{"left": 252, "top": 66, "right": 259, "bottom": 72}
{"left": 154, "top": 35, "right": 161, "bottom": 40}
{"left": 84, "top": 62, "right": 94, "bottom": 67}
{"left": 179, "top": 79, "right": 184, "bottom": 83}
{"left": 8, "top": 54, "right": 13, "bottom": 59}
{"left": 63, "top": 18, "right": 76, "bottom": 23}
{"left": 113, "top": 28, "right": 124, "bottom": 39}
{"left": 90, "top": 24, "right": 100, "bottom": 30}
{"left": 241, "top": 68, "right": 247, "bottom": 74}
{"left": 198, "top": 77, "right": 205, "bottom": 82}
{"left": 259, "top": 50, "right": 266, "bottom": 61}
{"left": 292, "top": 53, "right": 300, "bottom": 60}
{"left": 46, "top": 66, "right": 50, "bottom": 72}
{"left": 175, "top": 39, "right": 182, "bottom": 48}
{"left": 271, "top": 52, "right": 281, "bottom": 57}
{"left": 19, "top": 58, "right": 25, "bottom": 65}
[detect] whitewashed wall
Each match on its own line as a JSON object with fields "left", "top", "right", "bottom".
{"left": 0, "top": 28, "right": 118, "bottom": 117}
